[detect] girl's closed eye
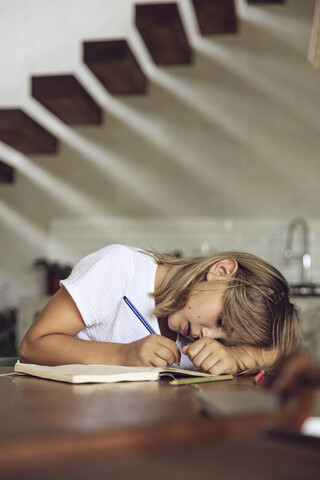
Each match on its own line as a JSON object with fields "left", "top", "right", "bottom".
{"left": 217, "top": 314, "right": 224, "bottom": 328}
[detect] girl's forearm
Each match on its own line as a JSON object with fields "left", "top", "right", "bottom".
{"left": 230, "top": 345, "right": 279, "bottom": 374}
{"left": 20, "top": 334, "right": 126, "bottom": 366}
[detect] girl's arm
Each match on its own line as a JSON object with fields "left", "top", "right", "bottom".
{"left": 20, "top": 286, "right": 180, "bottom": 367}
{"left": 229, "top": 344, "right": 279, "bottom": 374}
{"left": 182, "top": 338, "right": 279, "bottom": 375}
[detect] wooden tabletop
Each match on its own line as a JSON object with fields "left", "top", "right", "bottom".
{"left": 1, "top": 366, "right": 319, "bottom": 479}
{"left": 0, "top": 366, "right": 257, "bottom": 440}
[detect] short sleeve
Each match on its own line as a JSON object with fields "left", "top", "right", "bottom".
{"left": 60, "top": 245, "right": 134, "bottom": 327}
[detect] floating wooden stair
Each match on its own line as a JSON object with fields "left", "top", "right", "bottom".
{"left": 83, "top": 39, "right": 147, "bottom": 95}
{"left": 192, "top": 0, "right": 238, "bottom": 35}
{"left": 32, "top": 74, "right": 102, "bottom": 125}
{"left": 0, "top": 160, "right": 14, "bottom": 183}
{"left": 0, "top": 109, "right": 57, "bottom": 154}
{"left": 135, "top": 3, "right": 192, "bottom": 65}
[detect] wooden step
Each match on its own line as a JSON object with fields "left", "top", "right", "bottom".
{"left": 83, "top": 39, "right": 147, "bottom": 95}
{"left": 192, "top": 0, "right": 238, "bottom": 35}
{"left": 0, "top": 160, "right": 14, "bottom": 183}
{"left": 135, "top": 3, "right": 192, "bottom": 65}
{"left": 0, "top": 109, "right": 57, "bottom": 154}
{"left": 32, "top": 74, "right": 102, "bottom": 125}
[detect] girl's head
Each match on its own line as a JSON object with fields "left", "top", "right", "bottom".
{"left": 148, "top": 250, "right": 301, "bottom": 367}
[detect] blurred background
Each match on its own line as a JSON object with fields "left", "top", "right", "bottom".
{"left": 0, "top": 0, "right": 319, "bottom": 357}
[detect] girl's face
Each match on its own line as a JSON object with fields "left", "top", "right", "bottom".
{"left": 167, "top": 281, "right": 244, "bottom": 346}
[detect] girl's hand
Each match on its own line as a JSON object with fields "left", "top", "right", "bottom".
{"left": 122, "top": 334, "right": 181, "bottom": 368}
{"left": 182, "top": 337, "right": 238, "bottom": 375}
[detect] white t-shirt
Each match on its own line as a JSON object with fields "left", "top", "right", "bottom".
{"left": 61, "top": 244, "right": 194, "bottom": 370}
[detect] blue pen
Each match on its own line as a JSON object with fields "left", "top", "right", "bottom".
{"left": 123, "top": 296, "right": 156, "bottom": 334}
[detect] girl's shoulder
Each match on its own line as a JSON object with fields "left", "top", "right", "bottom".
{"left": 79, "top": 244, "right": 138, "bottom": 263}
{"left": 72, "top": 244, "right": 151, "bottom": 275}
{"left": 62, "top": 245, "right": 141, "bottom": 292}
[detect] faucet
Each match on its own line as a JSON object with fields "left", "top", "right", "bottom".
{"left": 284, "top": 218, "right": 312, "bottom": 284}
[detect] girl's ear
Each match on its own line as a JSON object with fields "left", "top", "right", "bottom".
{"left": 206, "top": 258, "right": 238, "bottom": 281}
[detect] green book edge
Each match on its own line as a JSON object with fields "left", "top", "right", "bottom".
{"left": 169, "top": 374, "right": 233, "bottom": 386}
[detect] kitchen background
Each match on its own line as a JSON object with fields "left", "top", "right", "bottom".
{"left": 0, "top": 0, "right": 319, "bottom": 357}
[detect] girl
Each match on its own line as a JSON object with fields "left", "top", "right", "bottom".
{"left": 20, "top": 244, "right": 301, "bottom": 375}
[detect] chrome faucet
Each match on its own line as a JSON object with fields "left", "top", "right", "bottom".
{"left": 284, "top": 218, "right": 312, "bottom": 284}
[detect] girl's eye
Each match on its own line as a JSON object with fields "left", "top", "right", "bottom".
{"left": 217, "top": 314, "right": 223, "bottom": 328}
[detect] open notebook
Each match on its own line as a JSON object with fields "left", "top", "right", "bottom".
{"left": 14, "top": 361, "right": 233, "bottom": 385}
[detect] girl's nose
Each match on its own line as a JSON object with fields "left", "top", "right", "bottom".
{"left": 200, "top": 327, "right": 214, "bottom": 338}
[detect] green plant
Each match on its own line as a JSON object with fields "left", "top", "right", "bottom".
{"left": 33, "top": 259, "right": 73, "bottom": 295}
{"left": 33, "top": 259, "right": 72, "bottom": 277}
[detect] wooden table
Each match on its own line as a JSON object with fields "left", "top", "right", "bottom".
{"left": 1, "top": 366, "right": 319, "bottom": 480}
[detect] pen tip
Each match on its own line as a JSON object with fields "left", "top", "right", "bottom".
{"left": 123, "top": 296, "right": 127, "bottom": 300}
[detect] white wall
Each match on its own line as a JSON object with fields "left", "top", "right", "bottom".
{"left": 0, "top": 0, "right": 319, "bottom": 305}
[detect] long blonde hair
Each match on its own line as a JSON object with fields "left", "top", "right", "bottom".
{"left": 145, "top": 250, "right": 301, "bottom": 365}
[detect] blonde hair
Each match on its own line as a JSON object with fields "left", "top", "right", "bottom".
{"left": 145, "top": 250, "right": 301, "bottom": 367}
